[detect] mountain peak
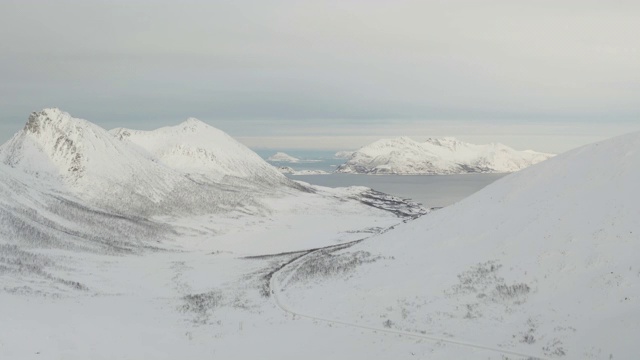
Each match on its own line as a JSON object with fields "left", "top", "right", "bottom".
{"left": 179, "top": 117, "right": 208, "bottom": 131}
{"left": 424, "top": 137, "right": 462, "bottom": 148}
{"left": 0, "top": 109, "right": 125, "bottom": 184}
{"left": 110, "top": 119, "right": 289, "bottom": 184}
{"left": 25, "top": 108, "right": 76, "bottom": 134}
{"left": 34, "top": 107, "right": 65, "bottom": 117}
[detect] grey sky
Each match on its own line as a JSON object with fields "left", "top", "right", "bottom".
{"left": 1, "top": 0, "right": 638, "bottom": 153}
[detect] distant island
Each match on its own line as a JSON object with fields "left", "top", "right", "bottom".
{"left": 267, "top": 152, "right": 300, "bottom": 163}
{"left": 336, "top": 137, "right": 554, "bottom": 175}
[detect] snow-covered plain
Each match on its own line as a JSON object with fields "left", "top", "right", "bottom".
{"left": 337, "top": 136, "right": 554, "bottom": 175}
{"left": 1, "top": 108, "right": 637, "bottom": 360}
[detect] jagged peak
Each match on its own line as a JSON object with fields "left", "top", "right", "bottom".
{"left": 24, "top": 108, "right": 90, "bottom": 135}
{"left": 0, "top": 109, "right": 123, "bottom": 180}
{"left": 35, "top": 107, "right": 65, "bottom": 117}
{"left": 111, "top": 128, "right": 131, "bottom": 140}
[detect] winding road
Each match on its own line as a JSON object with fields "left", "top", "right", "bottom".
{"left": 268, "top": 227, "right": 549, "bottom": 360}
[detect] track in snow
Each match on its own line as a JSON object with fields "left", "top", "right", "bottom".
{"left": 268, "top": 226, "right": 549, "bottom": 360}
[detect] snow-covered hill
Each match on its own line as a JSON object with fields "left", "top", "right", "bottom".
{"left": 336, "top": 136, "right": 553, "bottom": 174}
{"left": 0, "top": 109, "right": 295, "bottom": 216}
{"left": 334, "top": 150, "right": 355, "bottom": 159}
{"left": 280, "top": 131, "right": 640, "bottom": 359}
{"left": 0, "top": 159, "right": 174, "bottom": 293}
{"left": 267, "top": 152, "right": 300, "bottom": 162}
{"left": 111, "top": 119, "right": 289, "bottom": 187}
{"left": 0, "top": 108, "right": 182, "bottom": 203}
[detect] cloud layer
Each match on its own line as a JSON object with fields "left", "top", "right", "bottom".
{"left": 1, "top": 0, "right": 638, "bottom": 151}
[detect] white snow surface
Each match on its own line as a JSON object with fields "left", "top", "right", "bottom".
{"left": 267, "top": 151, "right": 300, "bottom": 162}
{"left": 1, "top": 108, "right": 637, "bottom": 360}
{"left": 0, "top": 164, "right": 431, "bottom": 359}
{"left": 0, "top": 109, "right": 441, "bottom": 360}
{"left": 280, "top": 131, "right": 640, "bottom": 359}
{"left": 0, "top": 109, "right": 298, "bottom": 216}
{"left": 0, "top": 157, "right": 173, "bottom": 286}
{"left": 111, "top": 119, "right": 288, "bottom": 185}
{"left": 337, "top": 136, "right": 554, "bottom": 174}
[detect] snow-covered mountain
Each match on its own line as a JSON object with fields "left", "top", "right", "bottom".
{"left": 280, "top": 131, "right": 640, "bottom": 358}
{"left": 0, "top": 108, "right": 440, "bottom": 360}
{"left": 0, "top": 109, "right": 296, "bottom": 216}
{"left": 0, "top": 108, "right": 184, "bottom": 197}
{"left": 267, "top": 152, "right": 300, "bottom": 162}
{"left": 336, "top": 136, "right": 553, "bottom": 175}
{"left": 334, "top": 150, "right": 355, "bottom": 159}
{"left": 5, "top": 108, "right": 637, "bottom": 359}
{"left": 111, "top": 119, "right": 289, "bottom": 187}
{"left": 0, "top": 160, "right": 170, "bottom": 255}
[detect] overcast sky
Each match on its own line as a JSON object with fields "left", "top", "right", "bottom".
{"left": 1, "top": 0, "right": 638, "bottom": 153}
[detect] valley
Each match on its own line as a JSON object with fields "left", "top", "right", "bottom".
{"left": 0, "top": 109, "right": 637, "bottom": 360}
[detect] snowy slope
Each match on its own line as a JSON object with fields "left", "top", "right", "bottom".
{"left": 0, "top": 109, "right": 184, "bottom": 211}
{"left": 1, "top": 108, "right": 438, "bottom": 220}
{"left": 334, "top": 150, "right": 355, "bottom": 159}
{"left": 0, "top": 110, "right": 448, "bottom": 360}
{"left": 280, "top": 131, "right": 640, "bottom": 359}
{"left": 0, "top": 109, "right": 301, "bottom": 217}
{"left": 336, "top": 136, "right": 553, "bottom": 174}
{"left": 0, "top": 147, "right": 435, "bottom": 358}
{"left": 111, "top": 119, "right": 290, "bottom": 186}
{"left": 0, "top": 161, "right": 170, "bottom": 251}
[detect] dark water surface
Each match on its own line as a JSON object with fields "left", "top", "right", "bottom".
{"left": 288, "top": 173, "right": 507, "bottom": 208}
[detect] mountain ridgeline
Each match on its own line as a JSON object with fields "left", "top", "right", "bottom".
{"left": 0, "top": 108, "right": 303, "bottom": 217}
{"left": 336, "top": 136, "right": 554, "bottom": 175}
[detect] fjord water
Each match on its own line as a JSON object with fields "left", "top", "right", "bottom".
{"left": 255, "top": 149, "right": 345, "bottom": 172}
{"left": 256, "top": 149, "right": 507, "bottom": 207}
{"left": 288, "top": 173, "right": 507, "bottom": 208}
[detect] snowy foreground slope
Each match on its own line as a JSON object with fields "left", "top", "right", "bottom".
{"left": 0, "top": 109, "right": 453, "bottom": 360}
{"left": 337, "top": 136, "right": 553, "bottom": 174}
{"left": 0, "top": 162, "right": 169, "bottom": 253}
{"left": 280, "top": 131, "right": 640, "bottom": 359}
